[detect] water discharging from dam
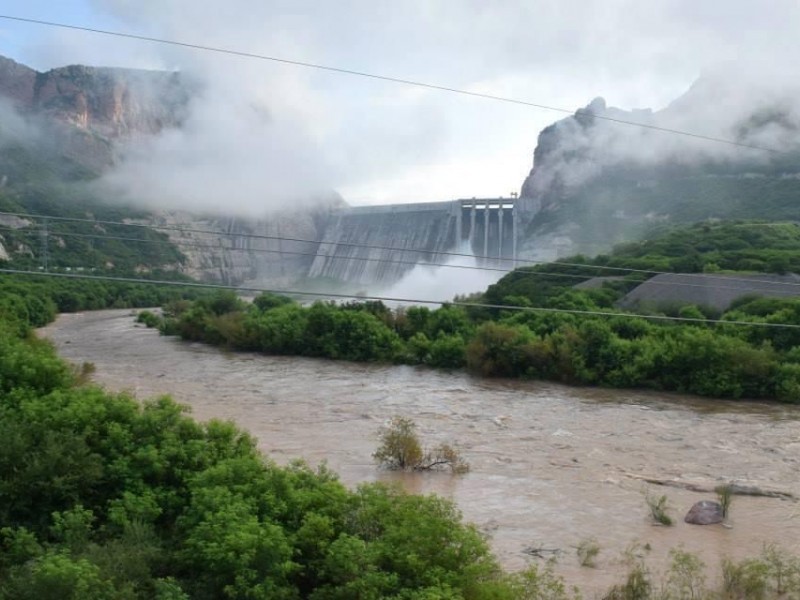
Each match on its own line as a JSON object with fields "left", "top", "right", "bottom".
{"left": 308, "top": 198, "right": 519, "bottom": 287}
{"left": 42, "top": 310, "right": 800, "bottom": 596}
{"left": 379, "top": 243, "right": 503, "bottom": 304}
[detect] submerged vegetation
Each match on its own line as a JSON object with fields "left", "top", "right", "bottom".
{"left": 576, "top": 538, "right": 600, "bottom": 568}
{"left": 644, "top": 492, "right": 674, "bottom": 527}
{"left": 373, "top": 417, "right": 469, "bottom": 474}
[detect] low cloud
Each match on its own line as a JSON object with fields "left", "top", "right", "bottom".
{"left": 523, "top": 61, "right": 800, "bottom": 198}
{"left": 7, "top": 0, "right": 800, "bottom": 211}
{"left": 96, "top": 74, "right": 339, "bottom": 216}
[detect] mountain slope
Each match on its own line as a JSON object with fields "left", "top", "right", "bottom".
{"left": 517, "top": 70, "right": 800, "bottom": 260}
{"left": 0, "top": 55, "right": 191, "bottom": 172}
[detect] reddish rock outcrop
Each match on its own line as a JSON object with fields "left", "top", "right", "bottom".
{"left": 0, "top": 55, "right": 190, "bottom": 171}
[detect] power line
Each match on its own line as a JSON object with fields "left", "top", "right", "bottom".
{"left": 2, "top": 267, "right": 800, "bottom": 330}
{"left": 11, "top": 225, "right": 800, "bottom": 298}
{"left": 0, "top": 225, "right": 536, "bottom": 277}
{"left": 5, "top": 210, "right": 800, "bottom": 291}
{"left": 0, "top": 210, "right": 527, "bottom": 264}
{"left": 0, "top": 14, "right": 782, "bottom": 155}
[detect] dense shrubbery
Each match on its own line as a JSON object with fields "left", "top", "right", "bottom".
{"left": 0, "top": 286, "right": 520, "bottom": 599}
{"left": 161, "top": 286, "right": 800, "bottom": 403}
{"left": 0, "top": 274, "right": 210, "bottom": 324}
{"left": 4, "top": 240, "right": 800, "bottom": 598}
{"left": 151, "top": 221, "right": 795, "bottom": 404}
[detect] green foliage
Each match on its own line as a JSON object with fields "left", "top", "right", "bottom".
{"left": 663, "top": 548, "right": 706, "bottom": 599}
{"left": 465, "top": 322, "right": 538, "bottom": 378}
{"left": 374, "top": 417, "right": 469, "bottom": 474}
{"left": 251, "top": 292, "right": 293, "bottom": 312}
{"left": 600, "top": 544, "right": 800, "bottom": 599}
{"left": 164, "top": 283, "right": 800, "bottom": 403}
{"left": 715, "top": 483, "right": 734, "bottom": 519}
{"left": 0, "top": 299, "right": 506, "bottom": 599}
{"left": 576, "top": 538, "right": 600, "bottom": 568}
{"left": 0, "top": 274, "right": 210, "bottom": 325}
{"left": 427, "top": 334, "right": 467, "bottom": 369}
{"left": 505, "top": 561, "right": 580, "bottom": 599}
{"left": 374, "top": 417, "right": 424, "bottom": 471}
{"left": 144, "top": 219, "right": 800, "bottom": 403}
{"left": 722, "top": 556, "right": 770, "bottom": 600}
{"left": 644, "top": 492, "right": 673, "bottom": 526}
{"left": 135, "top": 310, "right": 162, "bottom": 329}
{"left": 0, "top": 327, "right": 74, "bottom": 394}
{"left": 718, "top": 545, "right": 800, "bottom": 600}
{"left": 2, "top": 552, "right": 119, "bottom": 600}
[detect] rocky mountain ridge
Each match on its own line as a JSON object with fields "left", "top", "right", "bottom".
{"left": 516, "top": 72, "right": 800, "bottom": 260}
{"left": 0, "top": 55, "right": 190, "bottom": 171}
{"left": 4, "top": 54, "right": 800, "bottom": 287}
{"left": 0, "top": 55, "right": 338, "bottom": 286}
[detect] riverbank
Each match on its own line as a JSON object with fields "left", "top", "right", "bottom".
{"left": 41, "top": 309, "right": 800, "bottom": 595}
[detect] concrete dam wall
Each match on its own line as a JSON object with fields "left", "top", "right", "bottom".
{"left": 307, "top": 198, "right": 519, "bottom": 286}
{"left": 168, "top": 198, "right": 522, "bottom": 288}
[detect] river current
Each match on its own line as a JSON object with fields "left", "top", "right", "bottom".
{"left": 41, "top": 309, "right": 800, "bottom": 594}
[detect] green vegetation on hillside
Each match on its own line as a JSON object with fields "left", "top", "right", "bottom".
{"left": 0, "top": 141, "right": 185, "bottom": 274}
{"left": 529, "top": 160, "right": 800, "bottom": 254}
{"left": 487, "top": 220, "right": 800, "bottom": 306}
{"left": 153, "top": 222, "right": 800, "bottom": 403}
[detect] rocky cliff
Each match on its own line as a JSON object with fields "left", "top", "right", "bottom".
{"left": 0, "top": 55, "right": 339, "bottom": 287}
{"left": 0, "top": 55, "right": 190, "bottom": 171}
{"left": 516, "top": 71, "right": 800, "bottom": 260}
{"left": 141, "top": 205, "right": 335, "bottom": 287}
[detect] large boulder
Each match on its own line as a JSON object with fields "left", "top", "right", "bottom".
{"left": 684, "top": 500, "right": 724, "bottom": 525}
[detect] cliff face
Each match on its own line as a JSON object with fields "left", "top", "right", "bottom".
{"left": 145, "top": 207, "right": 333, "bottom": 287}
{"left": 516, "top": 73, "right": 800, "bottom": 260}
{"left": 0, "top": 55, "right": 190, "bottom": 171}
{"left": 0, "top": 56, "right": 36, "bottom": 106}
{"left": 0, "top": 55, "right": 349, "bottom": 288}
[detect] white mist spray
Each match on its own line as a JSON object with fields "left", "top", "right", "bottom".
{"left": 378, "top": 243, "right": 503, "bottom": 305}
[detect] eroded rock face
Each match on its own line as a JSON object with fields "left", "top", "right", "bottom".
{"left": 140, "top": 204, "right": 339, "bottom": 286}
{"left": 684, "top": 500, "right": 724, "bottom": 525}
{"left": 0, "top": 56, "right": 36, "bottom": 105}
{"left": 0, "top": 55, "right": 191, "bottom": 171}
{"left": 31, "top": 65, "right": 189, "bottom": 140}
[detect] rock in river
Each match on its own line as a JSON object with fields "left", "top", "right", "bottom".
{"left": 684, "top": 500, "right": 724, "bottom": 525}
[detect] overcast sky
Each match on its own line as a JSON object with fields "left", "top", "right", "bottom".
{"left": 1, "top": 1, "right": 799, "bottom": 210}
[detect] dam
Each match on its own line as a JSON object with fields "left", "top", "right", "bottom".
{"left": 307, "top": 197, "right": 519, "bottom": 286}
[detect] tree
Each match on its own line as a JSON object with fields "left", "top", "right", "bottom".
{"left": 373, "top": 418, "right": 468, "bottom": 474}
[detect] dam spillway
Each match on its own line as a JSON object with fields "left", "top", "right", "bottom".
{"left": 307, "top": 198, "right": 518, "bottom": 286}
{"left": 457, "top": 199, "right": 518, "bottom": 265}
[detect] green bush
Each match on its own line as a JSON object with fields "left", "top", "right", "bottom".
{"left": 0, "top": 314, "right": 505, "bottom": 598}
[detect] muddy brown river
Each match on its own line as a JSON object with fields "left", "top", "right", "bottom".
{"left": 41, "top": 309, "right": 800, "bottom": 595}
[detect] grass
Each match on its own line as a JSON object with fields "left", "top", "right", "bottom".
{"left": 715, "top": 482, "right": 734, "bottom": 519}
{"left": 576, "top": 538, "right": 600, "bottom": 568}
{"left": 645, "top": 490, "right": 673, "bottom": 526}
